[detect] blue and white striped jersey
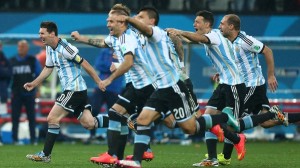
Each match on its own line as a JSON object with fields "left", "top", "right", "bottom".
{"left": 203, "top": 29, "right": 243, "bottom": 85}
{"left": 105, "top": 28, "right": 154, "bottom": 89}
{"left": 45, "top": 38, "right": 87, "bottom": 91}
{"left": 144, "top": 26, "right": 180, "bottom": 88}
{"left": 233, "top": 31, "right": 265, "bottom": 87}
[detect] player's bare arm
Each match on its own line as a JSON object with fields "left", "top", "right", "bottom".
{"left": 169, "top": 33, "right": 184, "bottom": 62}
{"left": 100, "top": 53, "right": 133, "bottom": 91}
{"left": 71, "top": 31, "right": 108, "bottom": 48}
{"left": 80, "top": 58, "right": 102, "bottom": 85}
{"left": 180, "top": 31, "right": 210, "bottom": 44}
{"left": 24, "top": 67, "right": 53, "bottom": 91}
{"left": 262, "top": 45, "right": 278, "bottom": 92}
{"left": 126, "top": 17, "right": 153, "bottom": 37}
{"left": 166, "top": 28, "right": 196, "bottom": 44}
{"left": 107, "top": 52, "right": 133, "bottom": 83}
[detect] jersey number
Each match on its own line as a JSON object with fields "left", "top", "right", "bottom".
{"left": 173, "top": 107, "right": 186, "bottom": 119}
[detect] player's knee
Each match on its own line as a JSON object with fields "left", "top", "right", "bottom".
{"left": 136, "top": 116, "right": 151, "bottom": 126}
{"left": 47, "top": 115, "right": 58, "bottom": 124}
{"left": 182, "top": 127, "right": 195, "bottom": 135}
{"left": 81, "top": 122, "right": 94, "bottom": 130}
{"left": 80, "top": 118, "right": 95, "bottom": 130}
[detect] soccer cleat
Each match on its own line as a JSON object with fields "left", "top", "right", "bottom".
{"left": 125, "top": 151, "right": 154, "bottom": 162}
{"left": 127, "top": 113, "right": 138, "bottom": 133}
{"left": 192, "top": 158, "right": 219, "bottom": 167}
{"left": 90, "top": 152, "right": 118, "bottom": 167}
{"left": 222, "top": 107, "right": 240, "bottom": 132}
{"left": 210, "top": 124, "right": 224, "bottom": 142}
{"left": 234, "top": 134, "right": 246, "bottom": 161}
{"left": 204, "top": 153, "right": 231, "bottom": 165}
{"left": 117, "top": 160, "right": 142, "bottom": 168}
{"left": 269, "top": 105, "right": 289, "bottom": 126}
{"left": 26, "top": 151, "right": 51, "bottom": 163}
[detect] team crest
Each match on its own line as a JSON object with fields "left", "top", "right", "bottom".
{"left": 235, "top": 46, "right": 239, "bottom": 52}
{"left": 253, "top": 45, "right": 260, "bottom": 51}
{"left": 121, "top": 45, "right": 126, "bottom": 53}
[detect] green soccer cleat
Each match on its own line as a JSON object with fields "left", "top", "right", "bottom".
{"left": 26, "top": 151, "right": 51, "bottom": 163}
{"left": 222, "top": 107, "right": 240, "bottom": 132}
{"left": 205, "top": 153, "right": 231, "bottom": 165}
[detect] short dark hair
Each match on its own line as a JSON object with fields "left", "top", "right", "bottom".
{"left": 40, "top": 21, "right": 58, "bottom": 36}
{"left": 226, "top": 14, "right": 241, "bottom": 31}
{"left": 138, "top": 6, "right": 159, "bottom": 26}
{"left": 196, "top": 10, "right": 214, "bottom": 28}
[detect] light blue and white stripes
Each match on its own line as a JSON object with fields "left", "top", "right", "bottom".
{"left": 45, "top": 38, "right": 87, "bottom": 91}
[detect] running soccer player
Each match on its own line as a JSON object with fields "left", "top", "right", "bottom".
{"left": 25, "top": 21, "right": 104, "bottom": 163}
{"left": 167, "top": 10, "right": 248, "bottom": 166}
{"left": 72, "top": 4, "right": 157, "bottom": 167}
{"left": 210, "top": 13, "right": 289, "bottom": 165}
{"left": 116, "top": 7, "right": 244, "bottom": 168}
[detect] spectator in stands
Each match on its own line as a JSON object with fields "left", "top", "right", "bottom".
{"left": 0, "top": 40, "right": 11, "bottom": 113}
{"left": 86, "top": 48, "right": 125, "bottom": 144}
{"left": 10, "top": 40, "right": 42, "bottom": 145}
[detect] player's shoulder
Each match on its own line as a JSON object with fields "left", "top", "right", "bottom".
{"left": 120, "top": 28, "right": 139, "bottom": 44}
{"left": 237, "top": 31, "right": 255, "bottom": 46}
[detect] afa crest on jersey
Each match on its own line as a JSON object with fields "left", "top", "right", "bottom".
{"left": 253, "top": 45, "right": 261, "bottom": 51}
{"left": 235, "top": 46, "right": 239, "bottom": 52}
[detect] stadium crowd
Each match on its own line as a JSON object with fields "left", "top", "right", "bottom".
{"left": 0, "top": 0, "right": 299, "bottom": 14}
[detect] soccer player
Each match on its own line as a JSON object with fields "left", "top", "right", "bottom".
{"left": 212, "top": 13, "right": 289, "bottom": 165}
{"left": 116, "top": 7, "right": 244, "bottom": 168}
{"left": 25, "top": 21, "right": 104, "bottom": 162}
{"left": 72, "top": 4, "right": 157, "bottom": 166}
{"left": 167, "top": 10, "right": 248, "bottom": 166}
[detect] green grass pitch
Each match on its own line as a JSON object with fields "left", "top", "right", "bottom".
{"left": 0, "top": 141, "right": 298, "bottom": 168}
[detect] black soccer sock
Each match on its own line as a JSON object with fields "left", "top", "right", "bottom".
{"left": 107, "top": 109, "right": 122, "bottom": 156}
{"left": 117, "top": 123, "right": 129, "bottom": 160}
{"left": 43, "top": 124, "right": 60, "bottom": 156}
{"left": 206, "top": 138, "right": 218, "bottom": 159}
{"left": 252, "top": 112, "right": 274, "bottom": 125}
{"left": 220, "top": 123, "right": 240, "bottom": 144}
{"left": 90, "top": 129, "right": 96, "bottom": 137}
{"left": 95, "top": 115, "right": 109, "bottom": 128}
{"left": 197, "top": 113, "right": 228, "bottom": 134}
{"left": 133, "top": 125, "right": 152, "bottom": 163}
{"left": 223, "top": 141, "right": 234, "bottom": 159}
{"left": 288, "top": 113, "right": 300, "bottom": 123}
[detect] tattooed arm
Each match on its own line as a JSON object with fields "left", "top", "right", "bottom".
{"left": 71, "top": 31, "right": 108, "bottom": 48}
{"left": 169, "top": 33, "right": 184, "bottom": 62}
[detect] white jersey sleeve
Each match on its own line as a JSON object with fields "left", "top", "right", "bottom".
{"left": 240, "top": 34, "right": 264, "bottom": 54}
{"left": 104, "top": 36, "right": 112, "bottom": 47}
{"left": 204, "top": 31, "right": 221, "bottom": 46}
{"left": 56, "top": 39, "right": 79, "bottom": 60}
{"left": 149, "top": 26, "right": 163, "bottom": 43}
{"left": 120, "top": 34, "right": 137, "bottom": 56}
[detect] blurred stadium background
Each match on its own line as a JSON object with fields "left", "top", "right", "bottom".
{"left": 0, "top": 0, "right": 300, "bottom": 145}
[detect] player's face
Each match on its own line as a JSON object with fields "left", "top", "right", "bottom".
{"left": 136, "top": 11, "right": 152, "bottom": 25}
{"left": 219, "top": 16, "right": 231, "bottom": 38}
{"left": 39, "top": 28, "right": 52, "bottom": 46}
{"left": 107, "top": 14, "right": 124, "bottom": 37}
{"left": 193, "top": 16, "right": 207, "bottom": 35}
